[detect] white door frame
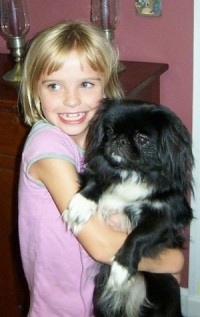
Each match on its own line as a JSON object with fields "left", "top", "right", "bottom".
{"left": 181, "top": 1, "right": 200, "bottom": 316}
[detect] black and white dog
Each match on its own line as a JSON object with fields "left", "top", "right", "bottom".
{"left": 63, "top": 99, "right": 194, "bottom": 317}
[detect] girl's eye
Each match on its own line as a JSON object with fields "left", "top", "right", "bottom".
{"left": 81, "top": 81, "right": 93, "bottom": 89}
{"left": 47, "top": 83, "right": 61, "bottom": 91}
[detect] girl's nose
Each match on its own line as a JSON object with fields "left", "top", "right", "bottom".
{"left": 63, "top": 89, "right": 81, "bottom": 108}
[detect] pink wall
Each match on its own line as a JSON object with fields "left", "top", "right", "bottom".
{"left": 0, "top": 0, "right": 193, "bottom": 128}
{"left": 0, "top": 0, "right": 193, "bottom": 286}
{"left": 117, "top": 0, "right": 194, "bottom": 129}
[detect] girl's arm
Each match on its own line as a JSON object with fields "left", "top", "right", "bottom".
{"left": 77, "top": 212, "right": 184, "bottom": 280}
{"left": 29, "top": 157, "right": 128, "bottom": 258}
{"left": 29, "top": 157, "right": 184, "bottom": 278}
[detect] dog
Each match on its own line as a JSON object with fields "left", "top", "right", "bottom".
{"left": 63, "top": 99, "right": 194, "bottom": 317}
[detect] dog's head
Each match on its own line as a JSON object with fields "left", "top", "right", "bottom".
{"left": 85, "top": 99, "right": 193, "bottom": 192}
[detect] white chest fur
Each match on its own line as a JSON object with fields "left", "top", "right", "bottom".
{"left": 98, "top": 179, "right": 153, "bottom": 222}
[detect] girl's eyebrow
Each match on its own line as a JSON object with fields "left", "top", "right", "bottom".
{"left": 81, "top": 77, "right": 102, "bottom": 82}
{"left": 41, "top": 77, "right": 102, "bottom": 84}
{"left": 41, "top": 79, "right": 60, "bottom": 84}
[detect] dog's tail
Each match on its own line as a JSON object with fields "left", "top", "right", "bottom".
{"left": 95, "top": 272, "right": 148, "bottom": 317}
{"left": 125, "top": 273, "right": 151, "bottom": 316}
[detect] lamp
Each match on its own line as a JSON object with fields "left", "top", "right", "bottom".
{"left": 91, "top": 0, "right": 125, "bottom": 72}
{"left": 0, "top": 0, "right": 30, "bottom": 85}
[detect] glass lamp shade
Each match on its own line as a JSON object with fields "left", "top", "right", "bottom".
{"left": 91, "top": 0, "right": 125, "bottom": 72}
{"left": 1, "top": 0, "right": 30, "bottom": 37}
{"left": 0, "top": 0, "right": 30, "bottom": 85}
{"left": 91, "top": 0, "right": 119, "bottom": 41}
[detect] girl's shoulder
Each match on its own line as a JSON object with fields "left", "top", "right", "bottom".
{"left": 26, "top": 120, "right": 79, "bottom": 151}
{"left": 23, "top": 120, "right": 84, "bottom": 169}
{"left": 27, "top": 120, "right": 71, "bottom": 145}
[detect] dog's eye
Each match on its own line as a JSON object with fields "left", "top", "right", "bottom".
{"left": 135, "top": 133, "right": 150, "bottom": 147}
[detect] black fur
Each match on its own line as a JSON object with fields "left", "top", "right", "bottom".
{"left": 68, "top": 99, "right": 194, "bottom": 317}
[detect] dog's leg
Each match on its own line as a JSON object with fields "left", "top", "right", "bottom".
{"left": 107, "top": 211, "right": 170, "bottom": 288}
{"left": 63, "top": 178, "right": 101, "bottom": 234}
{"left": 63, "top": 193, "right": 97, "bottom": 234}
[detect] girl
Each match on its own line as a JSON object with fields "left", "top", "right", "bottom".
{"left": 18, "top": 21, "right": 184, "bottom": 317}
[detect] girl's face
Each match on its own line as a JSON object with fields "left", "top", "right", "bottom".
{"left": 38, "top": 50, "right": 105, "bottom": 148}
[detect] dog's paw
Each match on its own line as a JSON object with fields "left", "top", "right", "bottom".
{"left": 62, "top": 193, "right": 97, "bottom": 235}
{"left": 107, "top": 260, "right": 132, "bottom": 290}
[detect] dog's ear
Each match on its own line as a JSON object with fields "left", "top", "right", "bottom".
{"left": 157, "top": 107, "right": 194, "bottom": 192}
{"left": 85, "top": 99, "right": 114, "bottom": 162}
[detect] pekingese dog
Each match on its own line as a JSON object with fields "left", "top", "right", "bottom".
{"left": 63, "top": 99, "right": 194, "bottom": 317}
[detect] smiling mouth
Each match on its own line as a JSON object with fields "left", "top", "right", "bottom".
{"left": 59, "top": 112, "right": 86, "bottom": 123}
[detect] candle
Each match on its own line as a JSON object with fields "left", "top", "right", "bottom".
{"left": 91, "top": 0, "right": 119, "bottom": 42}
{"left": 10, "top": 0, "right": 20, "bottom": 36}
{"left": 100, "top": 0, "right": 110, "bottom": 29}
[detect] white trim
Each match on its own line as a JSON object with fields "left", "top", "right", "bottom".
{"left": 189, "top": 0, "right": 200, "bottom": 297}
{"left": 182, "top": 1, "right": 200, "bottom": 316}
{"left": 181, "top": 288, "right": 200, "bottom": 317}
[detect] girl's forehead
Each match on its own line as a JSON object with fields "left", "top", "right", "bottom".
{"left": 45, "top": 49, "right": 102, "bottom": 76}
{"left": 64, "top": 50, "right": 99, "bottom": 70}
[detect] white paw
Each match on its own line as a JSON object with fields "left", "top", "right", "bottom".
{"left": 62, "top": 193, "right": 97, "bottom": 235}
{"left": 107, "top": 260, "right": 131, "bottom": 289}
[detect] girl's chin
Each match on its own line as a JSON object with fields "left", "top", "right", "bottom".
{"left": 60, "top": 124, "right": 88, "bottom": 139}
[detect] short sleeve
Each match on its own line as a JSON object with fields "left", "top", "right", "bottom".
{"left": 22, "top": 120, "right": 84, "bottom": 173}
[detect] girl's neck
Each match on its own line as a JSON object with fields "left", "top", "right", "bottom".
{"left": 71, "top": 135, "right": 86, "bottom": 150}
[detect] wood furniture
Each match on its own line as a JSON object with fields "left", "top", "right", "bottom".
{"left": 0, "top": 53, "right": 168, "bottom": 317}
{"left": 119, "top": 60, "right": 168, "bottom": 103}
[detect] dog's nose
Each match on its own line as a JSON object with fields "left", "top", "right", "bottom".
{"left": 114, "top": 136, "right": 128, "bottom": 146}
{"left": 117, "top": 139, "right": 126, "bottom": 146}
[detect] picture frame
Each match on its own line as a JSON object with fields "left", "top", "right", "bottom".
{"left": 135, "top": 0, "right": 162, "bottom": 16}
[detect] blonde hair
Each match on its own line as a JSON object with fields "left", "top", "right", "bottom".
{"left": 19, "top": 20, "right": 124, "bottom": 126}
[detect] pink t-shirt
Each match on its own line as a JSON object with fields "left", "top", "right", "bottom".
{"left": 18, "top": 120, "right": 96, "bottom": 317}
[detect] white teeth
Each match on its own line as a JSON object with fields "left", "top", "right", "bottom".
{"left": 60, "top": 113, "right": 85, "bottom": 120}
{"left": 68, "top": 113, "right": 82, "bottom": 117}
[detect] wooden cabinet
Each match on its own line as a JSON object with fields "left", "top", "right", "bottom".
{"left": 119, "top": 60, "right": 168, "bottom": 103}
{"left": 0, "top": 56, "right": 30, "bottom": 317}
{"left": 0, "top": 53, "right": 168, "bottom": 316}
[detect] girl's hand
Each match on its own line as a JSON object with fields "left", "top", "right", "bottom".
{"left": 106, "top": 212, "right": 132, "bottom": 233}
{"left": 138, "top": 249, "right": 184, "bottom": 283}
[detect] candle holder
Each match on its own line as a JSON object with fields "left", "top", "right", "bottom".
{"left": 0, "top": 0, "right": 30, "bottom": 86}
{"left": 91, "top": 0, "right": 125, "bottom": 72}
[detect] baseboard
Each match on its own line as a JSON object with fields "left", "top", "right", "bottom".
{"left": 181, "top": 288, "right": 200, "bottom": 317}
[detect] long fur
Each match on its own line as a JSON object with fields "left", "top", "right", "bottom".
{"left": 63, "top": 99, "right": 194, "bottom": 317}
